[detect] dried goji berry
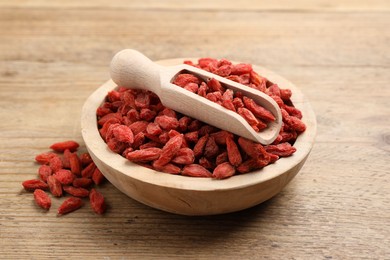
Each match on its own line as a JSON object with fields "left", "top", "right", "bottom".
{"left": 79, "top": 152, "right": 93, "bottom": 166}
{"left": 265, "top": 143, "right": 297, "bottom": 157}
{"left": 47, "top": 175, "right": 62, "bottom": 197}
{"left": 140, "top": 108, "right": 156, "bottom": 121}
{"left": 38, "top": 165, "right": 52, "bottom": 182}
{"left": 89, "top": 189, "right": 106, "bottom": 214}
{"left": 35, "top": 152, "right": 57, "bottom": 165}
{"left": 282, "top": 104, "right": 302, "bottom": 119}
{"left": 171, "top": 148, "right": 195, "bottom": 165}
{"left": 221, "top": 89, "right": 236, "bottom": 112}
{"left": 226, "top": 136, "right": 242, "bottom": 166}
{"left": 204, "top": 136, "right": 219, "bottom": 158}
{"left": 213, "top": 162, "right": 236, "bottom": 179}
{"left": 73, "top": 177, "right": 93, "bottom": 188}
{"left": 210, "top": 130, "right": 232, "bottom": 145}
{"left": 243, "top": 96, "right": 275, "bottom": 122}
{"left": 173, "top": 73, "right": 200, "bottom": 87}
{"left": 178, "top": 116, "right": 192, "bottom": 132}
{"left": 146, "top": 122, "right": 162, "bottom": 136}
{"left": 153, "top": 134, "right": 183, "bottom": 167}
{"left": 49, "top": 155, "right": 62, "bottom": 173}
{"left": 155, "top": 115, "right": 179, "bottom": 131}
{"left": 62, "top": 149, "right": 72, "bottom": 169}
{"left": 207, "top": 78, "right": 225, "bottom": 93}
{"left": 139, "top": 141, "right": 161, "bottom": 149}
{"left": 81, "top": 162, "right": 96, "bottom": 178}
{"left": 22, "top": 179, "right": 49, "bottom": 191}
{"left": 126, "top": 148, "right": 162, "bottom": 162}
{"left": 58, "top": 197, "right": 83, "bottom": 215}
{"left": 184, "top": 82, "right": 199, "bottom": 93}
{"left": 215, "top": 151, "right": 228, "bottom": 165}
{"left": 249, "top": 71, "right": 267, "bottom": 92}
{"left": 280, "top": 88, "right": 292, "bottom": 101}
{"left": 129, "top": 121, "right": 149, "bottom": 135}
{"left": 193, "top": 134, "right": 209, "bottom": 158}
{"left": 231, "top": 63, "right": 252, "bottom": 75}
{"left": 184, "top": 131, "right": 199, "bottom": 143}
{"left": 50, "top": 140, "right": 79, "bottom": 152}
{"left": 33, "top": 189, "right": 51, "bottom": 210}
{"left": 236, "top": 158, "right": 259, "bottom": 174}
{"left": 198, "top": 157, "right": 214, "bottom": 170}
{"left": 135, "top": 91, "right": 151, "bottom": 109}
{"left": 54, "top": 169, "right": 75, "bottom": 185}
{"left": 182, "top": 164, "right": 212, "bottom": 178}
{"left": 69, "top": 152, "right": 81, "bottom": 176}
{"left": 238, "top": 137, "right": 268, "bottom": 159}
{"left": 197, "top": 82, "right": 208, "bottom": 97}
{"left": 152, "top": 162, "right": 181, "bottom": 175}
{"left": 63, "top": 186, "right": 89, "bottom": 197}
{"left": 92, "top": 168, "right": 105, "bottom": 185}
{"left": 237, "top": 107, "right": 260, "bottom": 131}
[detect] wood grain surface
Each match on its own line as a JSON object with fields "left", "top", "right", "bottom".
{"left": 1, "top": 0, "right": 389, "bottom": 259}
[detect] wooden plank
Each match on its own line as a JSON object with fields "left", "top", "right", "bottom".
{"left": 0, "top": 0, "right": 389, "bottom": 11}
{"left": 0, "top": 9, "right": 389, "bottom": 67}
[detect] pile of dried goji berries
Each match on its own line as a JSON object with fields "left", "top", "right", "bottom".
{"left": 96, "top": 58, "right": 306, "bottom": 179}
{"left": 22, "top": 141, "right": 106, "bottom": 215}
{"left": 172, "top": 73, "right": 276, "bottom": 132}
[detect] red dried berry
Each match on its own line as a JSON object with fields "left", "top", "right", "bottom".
{"left": 22, "top": 179, "right": 49, "bottom": 191}
{"left": 62, "top": 149, "right": 72, "bottom": 169}
{"left": 92, "top": 168, "right": 105, "bottom": 185}
{"left": 265, "top": 143, "right": 297, "bottom": 157}
{"left": 81, "top": 162, "right": 96, "bottom": 178}
{"left": 173, "top": 73, "right": 200, "bottom": 87}
{"left": 33, "top": 189, "right": 51, "bottom": 210}
{"left": 89, "top": 189, "right": 106, "bottom": 214}
{"left": 50, "top": 140, "right": 79, "bottom": 152}
{"left": 193, "top": 134, "right": 208, "bottom": 158}
{"left": 69, "top": 152, "right": 81, "bottom": 176}
{"left": 54, "top": 169, "right": 75, "bottom": 185}
{"left": 58, "top": 197, "right": 83, "bottom": 215}
{"left": 153, "top": 134, "right": 183, "bottom": 167}
{"left": 207, "top": 78, "right": 225, "bottom": 93}
{"left": 49, "top": 155, "right": 63, "bottom": 173}
{"left": 126, "top": 148, "right": 162, "bottom": 163}
{"left": 243, "top": 96, "right": 275, "bottom": 122}
{"left": 35, "top": 152, "right": 57, "bottom": 165}
{"left": 213, "top": 162, "right": 236, "bottom": 179}
{"left": 79, "top": 153, "right": 93, "bottom": 166}
{"left": 182, "top": 164, "right": 212, "bottom": 178}
{"left": 215, "top": 151, "right": 228, "bottom": 165}
{"left": 203, "top": 136, "right": 219, "bottom": 158}
{"left": 47, "top": 175, "right": 62, "bottom": 197}
{"left": 152, "top": 162, "right": 181, "bottom": 175}
{"left": 155, "top": 115, "right": 179, "bottom": 130}
{"left": 38, "top": 165, "right": 52, "bottom": 182}
{"left": 63, "top": 186, "right": 90, "bottom": 197}
{"left": 226, "top": 136, "right": 242, "bottom": 166}
{"left": 73, "top": 178, "right": 93, "bottom": 188}
{"left": 171, "top": 148, "right": 195, "bottom": 165}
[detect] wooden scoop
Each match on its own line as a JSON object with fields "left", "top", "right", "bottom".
{"left": 110, "top": 49, "right": 282, "bottom": 145}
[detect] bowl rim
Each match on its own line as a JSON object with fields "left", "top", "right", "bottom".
{"left": 81, "top": 58, "right": 317, "bottom": 192}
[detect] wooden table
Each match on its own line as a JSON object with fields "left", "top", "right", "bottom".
{"left": 1, "top": 1, "right": 389, "bottom": 259}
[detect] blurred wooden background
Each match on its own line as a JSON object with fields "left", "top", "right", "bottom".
{"left": 1, "top": 0, "right": 389, "bottom": 259}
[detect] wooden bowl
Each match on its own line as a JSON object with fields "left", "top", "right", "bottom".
{"left": 81, "top": 58, "right": 317, "bottom": 216}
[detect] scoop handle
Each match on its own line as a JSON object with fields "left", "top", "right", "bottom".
{"left": 110, "top": 49, "right": 162, "bottom": 95}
